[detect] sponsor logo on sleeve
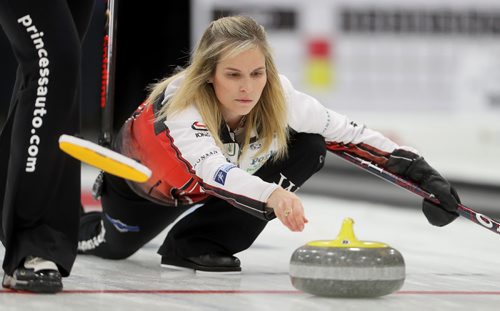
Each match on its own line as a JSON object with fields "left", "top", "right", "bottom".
{"left": 192, "top": 121, "right": 211, "bottom": 138}
{"left": 193, "top": 150, "right": 219, "bottom": 169}
{"left": 213, "top": 163, "right": 237, "bottom": 185}
{"left": 195, "top": 131, "right": 211, "bottom": 138}
{"left": 191, "top": 121, "right": 208, "bottom": 131}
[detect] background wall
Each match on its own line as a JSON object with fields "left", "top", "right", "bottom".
{"left": 192, "top": 0, "right": 500, "bottom": 185}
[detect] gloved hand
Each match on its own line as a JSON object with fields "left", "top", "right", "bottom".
{"left": 422, "top": 186, "right": 460, "bottom": 226}
{"left": 385, "top": 149, "right": 460, "bottom": 226}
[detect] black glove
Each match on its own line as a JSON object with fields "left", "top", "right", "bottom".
{"left": 386, "top": 149, "right": 460, "bottom": 226}
{"left": 422, "top": 186, "right": 460, "bottom": 226}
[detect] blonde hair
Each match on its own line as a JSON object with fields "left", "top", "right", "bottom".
{"left": 147, "top": 16, "right": 288, "bottom": 159}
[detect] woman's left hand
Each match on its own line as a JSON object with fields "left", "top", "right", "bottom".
{"left": 266, "top": 187, "right": 308, "bottom": 232}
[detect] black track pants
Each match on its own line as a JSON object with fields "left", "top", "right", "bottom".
{"left": 79, "top": 133, "right": 326, "bottom": 260}
{"left": 0, "top": 0, "right": 95, "bottom": 276}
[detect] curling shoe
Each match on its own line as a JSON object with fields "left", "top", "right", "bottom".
{"left": 2, "top": 256, "right": 62, "bottom": 293}
{"left": 161, "top": 252, "right": 241, "bottom": 274}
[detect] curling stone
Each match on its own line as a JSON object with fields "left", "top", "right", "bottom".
{"left": 289, "top": 218, "right": 405, "bottom": 298}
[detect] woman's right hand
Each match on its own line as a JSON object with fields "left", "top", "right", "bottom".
{"left": 266, "top": 187, "right": 308, "bottom": 232}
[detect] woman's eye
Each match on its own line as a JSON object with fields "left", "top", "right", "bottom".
{"left": 227, "top": 73, "right": 240, "bottom": 78}
{"left": 252, "top": 71, "right": 264, "bottom": 77}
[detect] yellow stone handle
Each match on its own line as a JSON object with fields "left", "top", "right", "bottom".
{"left": 307, "top": 218, "right": 388, "bottom": 248}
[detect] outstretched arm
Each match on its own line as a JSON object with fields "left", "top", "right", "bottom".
{"left": 281, "top": 73, "right": 460, "bottom": 226}
{"left": 326, "top": 142, "right": 460, "bottom": 226}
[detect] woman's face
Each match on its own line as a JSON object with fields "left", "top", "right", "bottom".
{"left": 211, "top": 47, "right": 267, "bottom": 129}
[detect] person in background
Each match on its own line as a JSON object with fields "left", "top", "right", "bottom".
{"left": 78, "top": 15, "right": 460, "bottom": 274}
{"left": 0, "top": 0, "right": 95, "bottom": 293}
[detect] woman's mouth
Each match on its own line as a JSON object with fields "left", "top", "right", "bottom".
{"left": 236, "top": 99, "right": 252, "bottom": 103}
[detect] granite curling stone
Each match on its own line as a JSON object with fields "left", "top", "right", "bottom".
{"left": 289, "top": 218, "right": 405, "bottom": 298}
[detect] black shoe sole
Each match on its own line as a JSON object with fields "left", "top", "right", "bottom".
{"left": 3, "top": 272, "right": 63, "bottom": 294}
{"left": 8, "top": 281, "right": 62, "bottom": 294}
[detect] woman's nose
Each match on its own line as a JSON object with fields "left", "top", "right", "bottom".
{"left": 239, "top": 78, "right": 252, "bottom": 93}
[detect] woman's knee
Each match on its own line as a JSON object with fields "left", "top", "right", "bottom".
{"left": 82, "top": 236, "right": 141, "bottom": 260}
{"left": 79, "top": 212, "right": 141, "bottom": 260}
{"left": 290, "top": 133, "right": 326, "bottom": 170}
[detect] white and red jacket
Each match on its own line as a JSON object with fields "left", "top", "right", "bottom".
{"left": 116, "top": 75, "right": 400, "bottom": 219}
